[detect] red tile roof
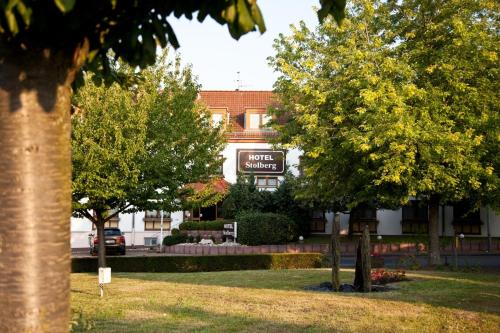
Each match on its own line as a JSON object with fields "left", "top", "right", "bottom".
{"left": 186, "top": 178, "right": 230, "bottom": 194}
{"left": 198, "top": 90, "right": 279, "bottom": 142}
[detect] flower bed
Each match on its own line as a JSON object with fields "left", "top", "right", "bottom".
{"left": 371, "top": 269, "right": 407, "bottom": 285}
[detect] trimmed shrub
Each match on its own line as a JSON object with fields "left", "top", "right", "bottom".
{"left": 179, "top": 220, "right": 226, "bottom": 231}
{"left": 72, "top": 253, "right": 323, "bottom": 273}
{"left": 237, "top": 211, "right": 298, "bottom": 245}
{"left": 163, "top": 234, "right": 187, "bottom": 246}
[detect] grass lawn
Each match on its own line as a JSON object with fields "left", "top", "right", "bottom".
{"left": 71, "top": 269, "right": 500, "bottom": 332}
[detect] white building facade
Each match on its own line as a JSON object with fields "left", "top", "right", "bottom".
{"left": 70, "top": 90, "right": 500, "bottom": 248}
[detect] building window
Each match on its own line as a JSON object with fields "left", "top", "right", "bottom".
{"left": 349, "top": 206, "right": 378, "bottom": 234}
{"left": 92, "top": 210, "right": 119, "bottom": 229}
{"left": 145, "top": 210, "right": 160, "bottom": 218}
{"left": 452, "top": 202, "right": 481, "bottom": 235}
{"left": 245, "top": 109, "right": 271, "bottom": 130}
{"left": 144, "top": 211, "right": 171, "bottom": 231}
{"left": 144, "top": 237, "right": 158, "bottom": 247}
{"left": 210, "top": 108, "right": 227, "bottom": 128}
{"left": 401, "top": 200, "right": 428, "bottom": 234}
{"left": 310, "top": 211, "right": 326, "bottom": 233}
{"left": 216, "top": 155, "right": 224, "bottom": 175}
{"left": 255, "top": 176, "right": 278, "bottom": 188}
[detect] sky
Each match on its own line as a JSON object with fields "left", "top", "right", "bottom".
{"left": 168, "top": 0, "right": 320, "bottom": 91}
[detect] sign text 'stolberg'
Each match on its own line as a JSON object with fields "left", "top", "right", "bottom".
{"left": 237, "top": 149, "right": 285, "bottom": 174}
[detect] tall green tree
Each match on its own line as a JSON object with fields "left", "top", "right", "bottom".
{"left": 72, "top": 54, "right": 224, "bottom": 268}
{"left": 0, "top": 1, "right": 344, "bottom": 330}
{"left": 270, "top": 0, "right": 499, "bottom": 266}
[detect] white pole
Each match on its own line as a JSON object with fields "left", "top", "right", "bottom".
{"left": 160, "top": 210, "right": 164, "bottom": 253}
{"left": 131, "top": 212, "right": 136, "bottom": 247}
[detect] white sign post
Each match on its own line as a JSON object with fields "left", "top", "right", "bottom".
{"left": 234, "top": 222, "right": 237, "bottom": 242}
{"left": 98, "top": 267, "right": 112, "bottom": 297}
{"left": 223, "top": 222, "right": 238, "bottom": 243}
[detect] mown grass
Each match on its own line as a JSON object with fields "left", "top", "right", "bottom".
{"left": 71, "top": 269, "right": 500, "bottom": 332}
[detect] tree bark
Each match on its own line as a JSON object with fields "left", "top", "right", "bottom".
{"left": 354, "top": 226, "right": 371, "bottom": 292}
{"left": 331, "top": 212, "right": 341, "bottom": 291}
{"left": 95, "top": 212, "right": 107, "bottom": 268}
{"left": 0, "top": 43, "right": 87, "bottom": 333}
{"left": 428, "top": 196, "right": 441, "bottom": 266}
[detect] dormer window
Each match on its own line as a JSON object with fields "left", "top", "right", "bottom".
{"left": 245, "top": 109, "right": 271, "bottom": 130}
{"left": 210, "top": 108, "right": 228, "bottom": 128}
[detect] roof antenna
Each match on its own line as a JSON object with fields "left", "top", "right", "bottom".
{"left": 236, "top": 71, "right": 241, "bottom": 91}
{"left": 236, "top": 71, "right": 251, "bottom": 91}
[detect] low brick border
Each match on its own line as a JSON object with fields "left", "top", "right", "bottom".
{"left": 164, "top": 239, "right": 500, "bottom": 256}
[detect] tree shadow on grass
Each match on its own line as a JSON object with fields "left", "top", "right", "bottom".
{"left": 110, "top": 269, "right": 500, "bottom": 316}
{"left": 80, "top": 303, "right": 335, "bottom": 333}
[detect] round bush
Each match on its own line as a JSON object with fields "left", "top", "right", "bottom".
{"left": 236, "top": 211, "right": 298, "bottom": 245}
{"left": 163, "top": 234, "right": 187, "bottom": 246}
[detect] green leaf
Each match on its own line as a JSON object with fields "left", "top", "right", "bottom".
{"left": 54, "top": 0, "right": 76, "bottom": 13}
{"left": 164, "top": 22, "right": 179, "bottom": 49}
{"left": 5, "top": 10, "right": 19, "bottom": 34}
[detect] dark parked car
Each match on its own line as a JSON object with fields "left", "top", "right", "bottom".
{"left": 90, "top": 228, "right": 126, "bottom": 255}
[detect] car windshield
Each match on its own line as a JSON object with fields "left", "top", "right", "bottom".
{"left": 104, "top": 229, "right": 121, "bottom": 236}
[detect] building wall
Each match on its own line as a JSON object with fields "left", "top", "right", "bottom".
{"left": 317, "top": 206, "right": 500, "bottom": 238}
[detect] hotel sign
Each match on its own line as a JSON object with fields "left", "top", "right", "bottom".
{"left": 237, "top": 149, "right": 285, "bottom": 175}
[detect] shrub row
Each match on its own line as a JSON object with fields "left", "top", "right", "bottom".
{"left": 179, "top": 220, "right": 226, "bottom": 231}
{"left": 72, "top": 253, "right": 323, "bottom": 273}
{"left": 237, "top": 211, "right": 297, "bottom": 245}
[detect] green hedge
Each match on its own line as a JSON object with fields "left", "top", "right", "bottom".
{"left": 179, "top": 220, "right": 226, "bottom": 231}
{"left": 163, "top": 234, "right": 187, "bottom": 246}
{"left": 237, "top": 211, "right": 297, "bottom": 245}
{"left": 72, "top": 253, "right": 323, "bottom": 273}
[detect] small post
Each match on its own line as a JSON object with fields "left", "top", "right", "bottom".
{"left": 377, "top": 235, "right": 382, "bottom": 254}
{"left": 98, "top": 267, "right": 112, "bottom": 297}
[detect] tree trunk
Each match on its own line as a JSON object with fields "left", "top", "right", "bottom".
{"left": 95, "top": 212, "right": 107, "bottom": 268}
{"left": 331, "top": 212, "right": 341, "bottom": 291}
{"left": 428, "top": 196, "right": 441, "bottom": 266}
{"left": 0, "top": 44, "right": 87, "bottom": 333}
{"left": 354, "top": 225, "right": 371, "bottom": 292}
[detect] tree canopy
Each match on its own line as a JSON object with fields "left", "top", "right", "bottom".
{"left": 1, "top": 0, "right": 346, "bottom": 69}
{"left": 72, "top": 52, "right": 225, "bottom": 220}
{"left": 270, "top": 0, "right": 499, "bottom": 209}
{"left": 270, "top": 0, "right": 499, "bottom": 264}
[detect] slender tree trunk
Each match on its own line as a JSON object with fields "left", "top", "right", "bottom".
{"left": 0, "top": 43, "right": 87, "bottom": 333}
{"left": 95, "top": 212, "right": 107, "bottom": 268}
{"left": 331, "top": 212, "right": 341, "bottom": 291}
{"left": 360, "top": 226, "right": 371, "bottom": 292}
{"left": 353, "top": 226, "right": 371, "bottom": 292}
{"left": 428, "top": 196, "right": 441, "bottom": 266}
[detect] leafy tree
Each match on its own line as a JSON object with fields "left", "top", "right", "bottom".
{"left": 0, "top": 1, "right": 344, "bottom": 329}
{"left": 270, "top": 0, "right": 498, "bottom": 266}
{"left": 220, "top": 173, "right": 311, "bottom": 237}
{"left": 220, "top": 174, "right": 262, "bottom": 218}
{"left": 72, "top": 53, "right": 224, "bottom": 268}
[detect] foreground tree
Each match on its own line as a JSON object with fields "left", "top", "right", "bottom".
{"left": 73, "top": 54, "right": 224, "bottom": 268}
{"left": 270, "top": 0, "right": 499, "bottom": 266}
